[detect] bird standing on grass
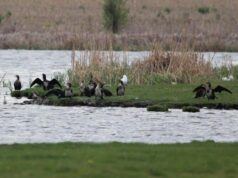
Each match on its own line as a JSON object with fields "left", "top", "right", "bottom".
{"left": 193, "top": 82, "right": 232, "bottom": 100}
{"left": 95, "top": 83, "right": 103, "bottom": 99}
{"left": 30, "top": 73, "right": 62, "bottom": 90}
{"left": 14, "top": 75, "right": 22, "bottom": 91}
{"left": 117, "top": 80, "right": 125, "bottom": 96}
{"left": 45, "top": 82, "right": 73, "bottom": 98}
{"left": 94, "top": 82, "right": 113, "bottom": 99}
{"left": 116, "top": 74, "right": 127, "bottom": 96}
{"left": 121, "top": 74, "right": 128, "bottom": 85}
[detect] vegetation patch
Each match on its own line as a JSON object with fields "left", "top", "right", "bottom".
{"left": 182, "top": 106, "right": 200, "bottom": 112}
{"left": 147, "top": 104, "right": 168, "bottom": 112}
{"left": 198, "top": 6, "right": 210, "bottom": 14}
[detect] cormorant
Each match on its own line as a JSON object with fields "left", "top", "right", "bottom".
{"left": 193, "top": 82, "right": 232, "bottom": 100}
{"left": 30, "top": 73, "right": 62, "bottom": 90}
{"left": 14, "top": 75, "right": 22, "bottom": 90}
{"left": 94, "top": 83, "right": 113, "bottom": 99}
{"left": 95, "top": 83, "right": 103, "bottom": 99}
{"left": 45, "top": 82, "right": 73, "bottom": 98}
{"left": 117, "top": 80, "right": 125, "bottom": 96}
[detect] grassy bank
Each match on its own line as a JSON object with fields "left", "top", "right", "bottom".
{"left": 0, "top": 0, "right": 238, "bottom": 51}
{"left": 12, "top": 81, "right": 238, "bottom": 109}
{"left": 0, "top": 141, "right": 238, "bottom": 178}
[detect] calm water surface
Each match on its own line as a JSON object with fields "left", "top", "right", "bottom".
{"left": 0, "top": 50, "right": 238, "bottom": 144}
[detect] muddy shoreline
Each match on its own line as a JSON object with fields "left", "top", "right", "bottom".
{"left": 17, "top": 97, "right": 238, "bottom": 110}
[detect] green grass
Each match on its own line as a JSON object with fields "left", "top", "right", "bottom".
{"left": 0, "top": 141, "right": 238, "bottom": 178}
{"left": 12, "top": 80, "right": 238, "bottom": 108}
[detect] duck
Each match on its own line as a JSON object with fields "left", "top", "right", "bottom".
{"left": 14, "top": 75, "right": 22, "bottom": 91}
{"left": 117, "top": 80, "right": 125, "bottom": 96}
{"left": 193, "top": 82, "right": 232, "bottom": 100}
{"left": 45, "top": 82, "right": 73, "bottom": 98}
{"left": 30, "top": 73, "right": 62, "bottom": 90}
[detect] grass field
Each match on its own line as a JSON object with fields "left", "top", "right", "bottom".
{"left": 0, "top": 141, "right": 238, "bottom": 178}
{"left": 0, "top": 0, "right": 238, "bottom": 50}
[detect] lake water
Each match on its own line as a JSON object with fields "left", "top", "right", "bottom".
{"left": 0, "top": 50, "right": 238, "bottom": 144}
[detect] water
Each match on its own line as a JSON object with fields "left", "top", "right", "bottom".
{"left": 0, "top": 50, "right": 238, "bottom": 144}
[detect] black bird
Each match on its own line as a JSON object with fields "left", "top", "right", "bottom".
{"left": 14, "top": 75, "right": 22, "bottom": 90}
{"left": 116, "top": 80, "right": 125, "bottom": 96}
{"left": 80, "top": 75, "right": 97, "bottom": 97}
{"left": 94, "top": 82, "right": 113, "bottom": 99}
{"left": 102, "top": 87, "right": 113, "bottom": 96}
{"left": 45, "top": 82, "right": 73, "bottom": 98}
{"left": 193, "top": 82, "right": 232, "bottom": 100}
{"left": 81, "top": 80, "right": 97, "bottom": 97}
{"left": 30, "top": 73, "right": 62, "bottom": 90}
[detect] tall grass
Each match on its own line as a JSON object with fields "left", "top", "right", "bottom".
{"left": 70, "top": 45, "right": 213, "bottom": 85}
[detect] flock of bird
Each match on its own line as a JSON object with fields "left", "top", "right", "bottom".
{"left": 12, "top": 74, "right": 232, "bottom": 100}
{"left": 13, "top": 73, "right": 128, "bottom": 99}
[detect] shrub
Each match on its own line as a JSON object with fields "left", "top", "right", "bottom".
{"left": 198, "top": 7, "right": 210, "bottom": 14}
{"left": 5, "top": 11, "right": 12, "bottom": 18}
{"left": 164, "top": 7, "right": 171, "bottom": 14}
{"left": 103, "top": 0, "right": 129, "bottom": 33}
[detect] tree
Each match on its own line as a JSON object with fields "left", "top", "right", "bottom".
{"left": 103, "top": 0, "right": 129, "bottom": 33}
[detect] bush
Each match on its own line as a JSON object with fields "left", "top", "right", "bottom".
{"left": 198, "top": 7, "right": 210, "bottom": 14}
{"left": 103, "top": 0, "right": 129, "bottom": 33}
{"left": 147, "top": 105, "right": 168, "bottom": 112}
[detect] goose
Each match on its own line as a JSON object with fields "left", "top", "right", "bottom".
{"left": 193, "top": 82, "right": 232, "bottom": 100}
{"left": 30, "top": 73, "right": 61, "bottom": 90}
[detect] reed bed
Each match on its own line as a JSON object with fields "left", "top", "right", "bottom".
{"left": 70, "top": 46, "right": 213, "bottom": 85}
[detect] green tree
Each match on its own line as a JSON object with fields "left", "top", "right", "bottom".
{"left": 103, "top": 0, "right": 129, "bottom": 33}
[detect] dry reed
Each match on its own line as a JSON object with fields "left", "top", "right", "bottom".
{"left": 70, "top": 45, "right": 213, "bottom": 85}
